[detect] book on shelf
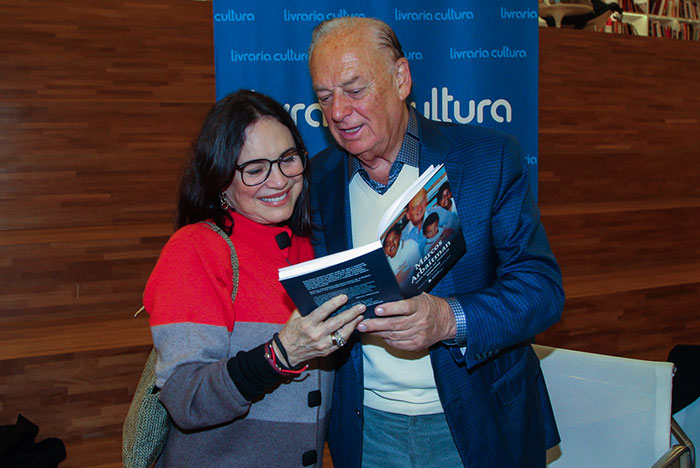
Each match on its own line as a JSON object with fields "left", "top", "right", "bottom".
{"left": 633, "top": 0, "right": 649, "bottom": 14}
{"left": 620, "top": 0, "right": 649, "bottom": 14}
{"left": 279, "top": 164, "right": 467, "bottom": 319}
{"left": 606, "top": 16, "right": 641, "bottom": 34}
{"left": 652, "top": 0, "right": 700, "bottom": 17}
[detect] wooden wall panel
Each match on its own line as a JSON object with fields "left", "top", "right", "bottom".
{"left": 0, "top": 3, "right": 699, "bottom": 466}
{"left": 0, "top": 1, "right": 213, "bottom": 466}
{"left": 539, "top": 283, "right": 700, "bottom": 361}
{"left": 536, "top": 28, "right": 700, "bottom": 360}
{"left": 1, "top": 346, "right": 151, "bottom": 468}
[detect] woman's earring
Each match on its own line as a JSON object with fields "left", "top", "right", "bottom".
{"left": 219, "top": 192, "right": 229, "bottom": 211}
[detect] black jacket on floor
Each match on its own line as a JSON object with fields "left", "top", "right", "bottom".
{"left": 0, "top": 414, "right": 66, "bottom": 468}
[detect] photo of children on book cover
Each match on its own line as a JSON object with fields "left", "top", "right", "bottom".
{"left": 379, "top": 168, "right": 466, "bottom": 298}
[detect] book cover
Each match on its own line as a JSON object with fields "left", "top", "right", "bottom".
{"left": 279, "top": 164, "right": 466, "bottom": 319}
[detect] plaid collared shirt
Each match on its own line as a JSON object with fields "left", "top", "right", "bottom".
{"left": 348, "top": 108, "right": 420, "bottom": 195}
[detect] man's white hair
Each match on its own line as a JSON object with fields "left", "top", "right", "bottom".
{"left": 308, "top": 16, "right": 405, "bottom": 66}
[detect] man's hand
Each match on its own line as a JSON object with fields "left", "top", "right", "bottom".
{"left": 357, "top": 293, "right": 456, "bottom": 351}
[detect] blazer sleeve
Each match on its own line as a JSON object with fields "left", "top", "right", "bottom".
{"left": 448, "top": 135, "right": 564, "bottom": 370}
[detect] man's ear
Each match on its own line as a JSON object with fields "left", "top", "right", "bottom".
{"left": 394, "top": 57, "right": 412, "bottom": 101}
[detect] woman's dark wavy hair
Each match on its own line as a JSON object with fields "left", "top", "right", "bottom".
{"left": 176, "top": 89, "right": 312, "bottom": 237}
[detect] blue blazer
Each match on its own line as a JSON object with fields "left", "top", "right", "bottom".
{"left": 310, "top": 114, "right": 564, "bottom": 468}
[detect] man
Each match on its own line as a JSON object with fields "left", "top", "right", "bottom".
{"left": 401, "top": 188, "right": 428, "bottom": 249}
{"left": 403, "top": 188, "right": 458, "bottom": 253}
{"left": 308, "top": 17, "right": 564, "bottom": 468}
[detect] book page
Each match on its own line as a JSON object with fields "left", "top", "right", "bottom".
{"left": 279, "top": 240, "right": 382, "bottom": 280}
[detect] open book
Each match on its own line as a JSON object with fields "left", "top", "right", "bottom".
{"left": 279, "top": 164, "right": 466, "bottom": 318}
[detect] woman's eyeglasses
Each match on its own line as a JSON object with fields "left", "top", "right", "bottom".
{"left": 234, "top": 149, "right": 307, "bottom": 187}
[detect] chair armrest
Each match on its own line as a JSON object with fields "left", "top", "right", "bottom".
{"left": 650, "top": 417, "right": 695, "bottom": 468}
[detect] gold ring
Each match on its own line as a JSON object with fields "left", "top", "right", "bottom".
{"left": 331, "top": 331, "right": 346, "bottom": 347}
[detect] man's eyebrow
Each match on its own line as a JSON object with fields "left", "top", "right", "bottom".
{"left": 313, "top": 75, "right": 362, "bottom": 93}
{"left": 340, "top": 75, "right": 361, "bottom": 87}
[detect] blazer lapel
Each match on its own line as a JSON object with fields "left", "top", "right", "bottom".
{"left": 416, "top": 113, "right": 449, "bottom": 169}
{"left": 316, "top": 148, "right": 352, "bottom": 254}
{"left": 415, "top": 113, "right": 464, "bottom": 199}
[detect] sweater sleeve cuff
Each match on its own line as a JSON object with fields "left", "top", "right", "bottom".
{"left": 227, "top": 342, "right": 283, "bottom": 401}
{"left": 442, "top": 296, "right": 468, "bottom": 347}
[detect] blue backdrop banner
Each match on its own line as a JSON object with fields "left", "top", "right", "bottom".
{"left": 213, "top": 1, "right": 539, "bottom": 192}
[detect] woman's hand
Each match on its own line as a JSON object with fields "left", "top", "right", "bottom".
{"left": 277, "top": 294, "right": 365, "bottom": 367}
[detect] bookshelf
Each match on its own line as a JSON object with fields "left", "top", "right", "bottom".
{"left": 604, "top": 0, "right": 700, "bottom": 39}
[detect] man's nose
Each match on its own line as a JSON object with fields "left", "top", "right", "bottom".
{"left": 331, "top": 94, "right": 351, "bottom": 122}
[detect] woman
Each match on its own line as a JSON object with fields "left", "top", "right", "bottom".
{"left": 144, "top": 90, "right": 365, "bottom": 467}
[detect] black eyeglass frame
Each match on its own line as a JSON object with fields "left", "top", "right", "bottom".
{"left": 234, "top": 148, "right": 308, "bottom": 187}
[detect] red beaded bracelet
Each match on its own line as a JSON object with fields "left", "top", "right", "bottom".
{"left": 264, "top": 341, "right": 308, "bottom": 375}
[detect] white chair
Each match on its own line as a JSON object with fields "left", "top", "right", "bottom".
{"left": 534, "top": 344, "right": 693, "bottom": 467}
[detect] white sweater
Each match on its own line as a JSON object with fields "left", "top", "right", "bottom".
{"left": 349, "top": 165, "right": 444, "bottom": 415}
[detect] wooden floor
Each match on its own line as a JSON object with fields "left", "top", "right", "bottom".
{"left": 1, "top": 1, "right": 699, "bottom": 466}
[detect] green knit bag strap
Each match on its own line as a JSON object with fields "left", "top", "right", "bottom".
{"left": 201, "top": 221, "right": 239, "bottom": 302}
